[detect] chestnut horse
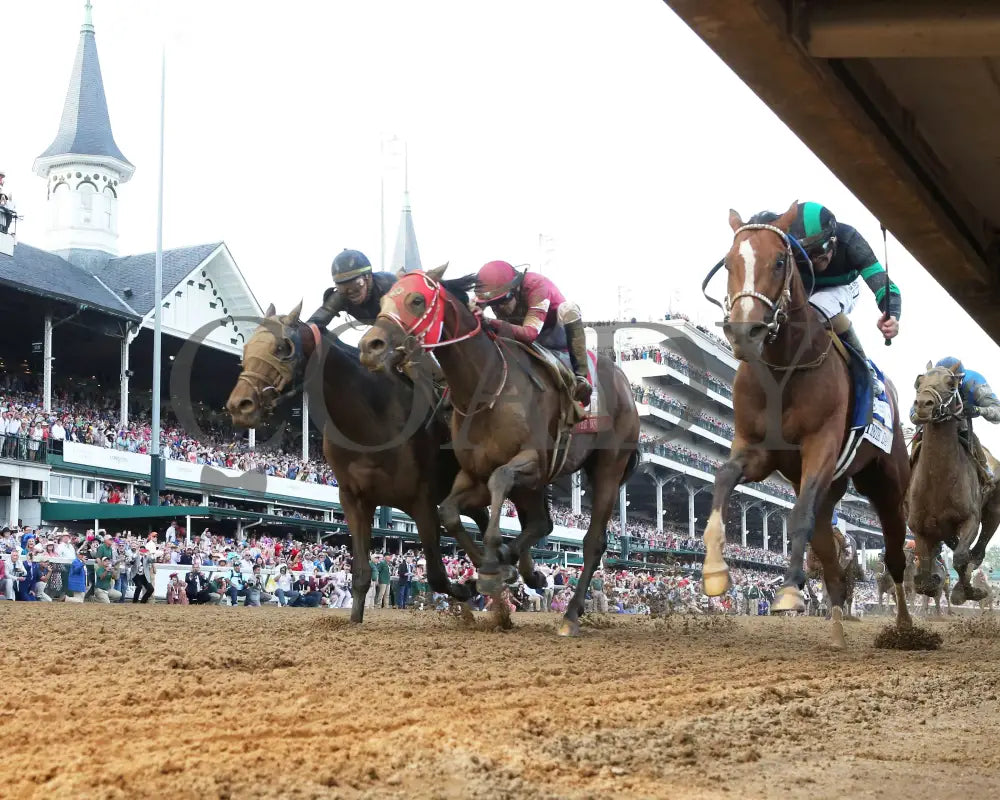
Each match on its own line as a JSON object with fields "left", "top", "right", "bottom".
{"left": 224, "top": 301, "right": 489, "bottom": 624}
{"left": 703, "top": 203, "right": 912, "bottom": 646}
{"left": 358, "top": 265, "right": 640, "bottom": 636}
{"left": 907, "top": 361, "right": 1000, "bottom": 605}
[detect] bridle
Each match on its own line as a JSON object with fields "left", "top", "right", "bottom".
{"left": 238, "top": 319, "right": 322, "bottom": 411}
{"left": 375, "top": 271, "right": 509, "bottom": 415}
{"left": 915, "top": 368, "right": 965, "bottom": 422}
{"left": 702, "top": 222, "right": 816, "bottom": 344}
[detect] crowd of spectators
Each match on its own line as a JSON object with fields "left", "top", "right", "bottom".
{"left": 632, "top": 383, "right": 735, "bottom": 439}
{"left": 616, "top": 344, "right": 733, "bottom": 399}
{"left": 0, "top": 379, "right": 338, "bottom": 486}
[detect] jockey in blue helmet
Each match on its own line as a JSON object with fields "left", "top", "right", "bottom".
{"left": 910, "top": 357, "right": 1000, "bottom": 481}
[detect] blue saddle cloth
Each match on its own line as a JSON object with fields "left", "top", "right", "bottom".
{"left": 848, "top": 354, "right": 891, "bottom": 431}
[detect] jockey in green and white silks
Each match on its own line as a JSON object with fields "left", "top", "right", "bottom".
{"left": 750, "top": 202, "right": 900, "bottom": 375}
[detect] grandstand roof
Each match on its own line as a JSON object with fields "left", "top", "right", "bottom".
{"left": 391, "top": 190, "right": 422, "bottom": 273}
{"left": 34, "top": 1, "right": 133, "bottom": 178}
{"left": 102, "top": 242, "right": 224, "bottom": 315}
{"left": 0, "top": 242, "right": 139, "bottom": 320}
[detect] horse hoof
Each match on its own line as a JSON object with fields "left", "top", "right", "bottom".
{"left": 968, "top": 587, "right": 988, "bottom": 602}
{"left": 502, "top": 565, "right": 519, "bottom": 585}
{"left": 702, "top": 568, "right": 732, "bottom": 597}
{"left": 771, "top": 587, "right": 805, "bottom": 613}
{"left": 830, "top": 607, "right": 846, "bottom": 649}
{"left": 951, "top": 587, "right": 967, "bottom": 606}
{"left": 557, "top": 619, "right": 581, "bottom": 637}
{"left": 477, "top": 573, "right": 502, "bottom": 596}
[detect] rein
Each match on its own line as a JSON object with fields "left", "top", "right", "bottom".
{"left": 702, "top": 222, "right": 817, "bottom": 344}
{"left": 376, "top": 273, "right": 509, "bottom": 416}
{"left": 702, "top": 221, "right": 829, "bottom": 373}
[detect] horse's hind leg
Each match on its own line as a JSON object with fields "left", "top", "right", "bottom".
{"left": 558, "top": 458, "right": 620, "bottom": 637}
{"left": 510, "top": 491, "right": 553, "bottom": 592}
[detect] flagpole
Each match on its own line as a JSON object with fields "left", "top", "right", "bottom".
{"left": 150, "top": 44, "right": 166, "bottom": 506}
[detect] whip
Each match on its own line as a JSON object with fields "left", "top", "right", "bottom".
{"left": 881, "top": 223, "right": 891, "bottom": 347}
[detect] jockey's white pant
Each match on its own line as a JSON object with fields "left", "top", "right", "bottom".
{"left": 809, "top": 277, "right": 861, "bottom": 322}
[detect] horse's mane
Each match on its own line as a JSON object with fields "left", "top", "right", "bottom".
{"left": 440, "top": 274, "right": 477, "bottom": 308}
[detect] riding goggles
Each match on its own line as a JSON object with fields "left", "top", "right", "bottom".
{"left": 804, "top": 236, "right": 836, "bottom": 260}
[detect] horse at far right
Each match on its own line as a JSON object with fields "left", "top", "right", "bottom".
{"left": 907, "top": 358, "right": 1000, "bottom": 606}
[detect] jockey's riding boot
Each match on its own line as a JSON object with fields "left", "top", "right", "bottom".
{"left": 564, "top": 319, "right": 592, "bottom": 407}
{"left": 970, "top": 429, "right": 995, "bottom": 486}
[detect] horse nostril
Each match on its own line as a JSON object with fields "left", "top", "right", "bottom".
{"left": 237, "top": 398, "right": 255, "bottom": 415}
{"left": 368, "top": 337, "right": 385, "bottom": 354}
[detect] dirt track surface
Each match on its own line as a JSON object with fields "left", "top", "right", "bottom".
{"left": 3, "top": 606, "right": 1000, "bottom": 800}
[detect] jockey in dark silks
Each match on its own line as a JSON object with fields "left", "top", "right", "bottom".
{"left": 910, "top": 357, "right": 1000, "bottom": 481}
{"left": 307, "top": 249, "right": 448, "bottom": 415}
{"left": 750, "top": 202, "right": 900, "bottom": 388}
{"left": 307, "top": 249, "right": 397, "bottom": 328}
{"left": 472, "top": 260, "right": 592, "bottom": 405}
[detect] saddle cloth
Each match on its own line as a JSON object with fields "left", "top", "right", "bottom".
{"left": 830, "top": 332, "right": 895, "bottom": 479}
{"left": 513, "top": 343, "right": 610, "bottom": 434}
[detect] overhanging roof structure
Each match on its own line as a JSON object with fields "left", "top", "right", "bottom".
{"left": 664, "top": 0, "right": 1000, "bottom": 338}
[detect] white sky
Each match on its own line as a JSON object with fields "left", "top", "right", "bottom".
{"left": 7, "top": 0, "right": 1000, "bottom": 451}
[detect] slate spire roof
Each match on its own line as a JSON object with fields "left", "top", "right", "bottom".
{"left": 391, "top": 145, "right": 422, "bottom": 273}
{"left": 34, "top": 1, "right": 134, "bottom": 177}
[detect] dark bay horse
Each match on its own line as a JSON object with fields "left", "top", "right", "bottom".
{"left": 907, "top": 361, "right": 1000, "bottom": 605}
{"left": 357, "top": 265, "right": 640, "bottom": 636}
{"left": 224, "top": 301, "right": 489, "bottom": 623}
{"left": 704, "top": 203, "right": 912, "bottom": 646}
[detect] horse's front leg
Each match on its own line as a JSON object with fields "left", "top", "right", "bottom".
{"left": 477, "top": 450, "right": 543, "bottom": 596}
{"left": 951, "top": 516, "right": 984, "bottom": 604}
{"left": 438, "top": 470, "right": 491, "bottom": 590}
{"left": 913, "top": 536, "right": 938, "bottom": 597}
{"left": 704, "top": 445, "right": 773, "bottom": 597}
{"left": 772, "top": 435, "right": 838, "bottom": 613}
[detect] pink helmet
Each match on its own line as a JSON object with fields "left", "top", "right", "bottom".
{"left": 474, "top": 260, "right": 523, "bottom": 305}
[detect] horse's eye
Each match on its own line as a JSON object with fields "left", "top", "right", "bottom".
{"left": 775, "top": 257, "right": 786, "bottom": 272}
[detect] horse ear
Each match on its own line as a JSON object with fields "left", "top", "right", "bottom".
{"left": 287, "top": 300, "right": 303, "bottom": 325}
{"left": 950, "top": 360, "right": 965, "bottom": 376}
{"left": 775, "top": 200, "right": 798, "bottom": 232}
{"left": 265, "top": 303, "right": 276, "bottom": 318}
{"left": 396, "top": 267, "right": 407, "bottom": 280}
{"left": 426, "top": 262, "right": 449, "bottom": 282}
{"left": 728, "top": 209, "right": 744, "bottom": 232}
{"left": 925, "top": 360, "right": 933, "bottom": 371}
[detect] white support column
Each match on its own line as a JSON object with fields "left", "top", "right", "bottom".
{"left": 8, "top": 478, "right": 19, "bottom": 527}
{"left": 248, "top": 428, "right": 256, "bottom": 450}
{"left": 201, "top": 492, "right": 209, "bottom": 507}
{"left": 782, "top": 517, "right": 788, "bottom": 556}
{"left": 571, "top": 471, "right": 582, "bottom": 515}
{"left": 301, "top": 393, "right": 309, "bottom": 462}
{"left": 688, "top": 483, "right": 697, "bottom": 538}
{"left": 185, "top": 515, "right": 192, "bottom": 546}
{"left": 763, "top": 510, "right": 770, "bottom": 551}
{"left": 119, "top": 332, "right": 130, "bottom": 427}
{"left": 618, "top": 484, "right": 627, "bottom": 532}
{"left": 655, "top": 478, "right": 664, "bottom": 532}
{"left": 43, "top": 313, "right": 53, "bottom": 413}
{"left": 125, "top": 483, "right": 135, "bottom": 505}
{"left": 741, "top": 504, "right": 748, "bottom": 547}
